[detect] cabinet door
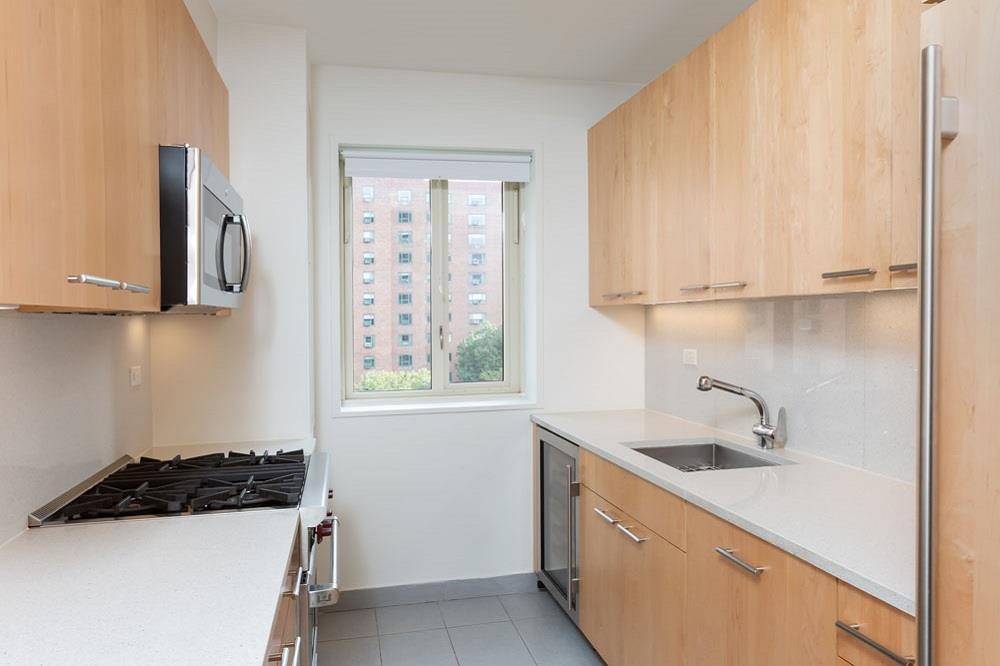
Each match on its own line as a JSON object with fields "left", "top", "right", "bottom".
{"left": 102, "top": 0, "right": 161, "bottom": 311}
{"left": 685, "top": 506, "right": 837, "bottom": 665}
{"left": 579, "top": 486, "right": 625, "bottom": 664}
{"left": 623, "top": 82, "right": 660, "bottom": 305}
{"left": 708, "top": 4, "right": 764, "bottom": 300}
{"left": 0, "top": 0, "right": 109, "bottom": 309}
{"left": 654, "top": 42, "right": 713, "bottom": 303}
{"left": 588, "top": 106, "right": 627, "bottom": 306}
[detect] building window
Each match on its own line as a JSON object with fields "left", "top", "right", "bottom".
{"left": 343, "top": 168, "right": 524, "bottom": 398}
{"left": 363, "top": 356, "right": 375, "bottom": 370}
{"left": 361, "top": 186, "right": 374, "bottom": 202}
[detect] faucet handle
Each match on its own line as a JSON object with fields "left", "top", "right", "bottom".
{"left": 773, "top": 407, "right": 787, "bottom": 448}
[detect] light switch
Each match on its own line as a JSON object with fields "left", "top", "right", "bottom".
{"left": 683, "top": 349, "right": 698, "bottom": 366}
{"left": 129, "top": 365, "right": 143, "bottom": 387}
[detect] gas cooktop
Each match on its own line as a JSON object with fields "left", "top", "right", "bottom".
{"left": 31, "top": 450, "right": 307, "bottom": 526}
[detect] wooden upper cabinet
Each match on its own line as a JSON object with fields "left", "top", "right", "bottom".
{"left": 588, "top": 105, "right": 627, "bottom": 306}
{"left": 685, "top": 506, "right": 838, "bottom": 665}
{"left": 654, "top": 42, "right": 713, "bottom": 303}
{"left": 0, "top": 0, "right": 228, "bottom": 312}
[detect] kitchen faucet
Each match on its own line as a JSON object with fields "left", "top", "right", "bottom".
{"left": 697, "top": 376, "right": 787, "bottom": 449}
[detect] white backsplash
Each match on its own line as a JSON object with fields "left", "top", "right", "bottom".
{"left": 645, "top": 290, "right": 918, "bottom": 481}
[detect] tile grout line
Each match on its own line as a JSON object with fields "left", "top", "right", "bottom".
{"left": 508, "top": 614, "right": 540, "bottom": 666}
{"left": 373, "top": 606, "right": 384, "bottom": 665}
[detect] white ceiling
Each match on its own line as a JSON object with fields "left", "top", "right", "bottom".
{"left": 208, "top": 0, "right": 754, "bottom": 84}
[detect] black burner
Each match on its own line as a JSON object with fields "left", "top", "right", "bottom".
{"left": 47, "top": 450, "right": 306, "bottom": 524}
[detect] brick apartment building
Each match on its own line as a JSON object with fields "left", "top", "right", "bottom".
{"left": 349, "top": 177, "right": 505, "bottom": 389}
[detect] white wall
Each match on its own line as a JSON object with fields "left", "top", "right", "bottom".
{"left": 646, "top": 290, "right": 919, "bottom": 481}
{"left": 0, "top": 313, "right": 151, "bottom": 545}
{"left": 312, "top": 66, "right": 644, "bottom": 590}
{"left": 150, "top": 23, "right": 313, "bottom": 447}
{"left": 183, "top": 0, "right": 218, "bottom": 63}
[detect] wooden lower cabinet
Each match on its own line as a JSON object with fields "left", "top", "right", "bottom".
{"left": 579, "top": 486, "right": 684, "bottom": 665}
{"left": 683, "top": 506, "right": 837, "bottom": 665}
{"left": 836, "top": 582, "right": 916, "bottom": 666}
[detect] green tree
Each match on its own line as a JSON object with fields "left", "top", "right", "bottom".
{"left": 455, "top": 323, "right": 503, "bottom": 382}
{"left": 356, "top": 368, "right": 431, "bottom": 392}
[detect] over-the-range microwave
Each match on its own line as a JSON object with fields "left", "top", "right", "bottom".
{"left": 159, "top": 145, "right": 252, "bottom": 312}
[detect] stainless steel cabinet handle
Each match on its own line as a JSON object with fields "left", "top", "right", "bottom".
{"left": 67, "top": 274, "right": 151, "bottom": 294}
{"left": 836, "top": 621, "right": 915, "bottom": 665}
{"left": 821, "top": 268, "right": 877, "bottom": 279}
{"left": 620, "top": 290, "right": 644, "bottom": 298}
{"left": 565, "top": 464, "right": 575, "bottom": 612}
{"left": 592, "top": 507, "right": 619, "bottom": 525}
{"left": 615, "top": 523, "right": 647, "bottom": 543}
{"left": 283, "top": 566, "right": 303, "bottom": 599}
{"left": 288, "top": 636, "right": 301, "bottom": 666}
{"left": 714, "top": 547, "right": 765, "bottom": 576}
{"left": 267, "top": 638, "right": 299, "bottom": 666}
{"left": 680, "top": 283, "right": 710, "bottom": 292}
{"left": 308, "top": 516, "right": 340, "bottom": 607}
{"left": 709, "top": 281, "right": 747, "bottom": 290}
{"left": 601, "top": 292, "right": 623, "bottom": 300}
{"left": 889, "top": 263, "right": 919, "bottom": 273}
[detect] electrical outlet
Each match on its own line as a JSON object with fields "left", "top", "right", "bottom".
{"left": 129, "top": 366, "right": 142, "bottom": 388}
{"left": 683, "top": 349, "right": 698, "bottom": 366}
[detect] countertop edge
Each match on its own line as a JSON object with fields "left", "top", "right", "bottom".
{"left": 531, "top": 413, "right": 916, "bottom": 616}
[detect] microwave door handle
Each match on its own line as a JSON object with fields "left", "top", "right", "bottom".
{"left": 218, "top": 215, "right": 235, "bottom": 291}
{"left": 238, "top": 214, "right": 252, "bottom": 292}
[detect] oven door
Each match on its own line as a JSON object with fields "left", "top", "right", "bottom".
{"left": 536, "top": 429, "right": 579, "bottom": 623}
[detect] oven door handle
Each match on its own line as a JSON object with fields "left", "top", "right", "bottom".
{"left": 308, "top": 516, "right": 340, "bottom": 608}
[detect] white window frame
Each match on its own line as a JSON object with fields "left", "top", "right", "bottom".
{"left": 341, "top": 175, "right": 522, "bottom": 401}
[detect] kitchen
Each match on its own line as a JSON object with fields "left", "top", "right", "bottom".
{"left": 0, "top": 0, "right": 994, "bottom": 665}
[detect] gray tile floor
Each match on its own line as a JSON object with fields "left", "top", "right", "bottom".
{"left": 317, "top": 589, "right": 604, "bottom": 666}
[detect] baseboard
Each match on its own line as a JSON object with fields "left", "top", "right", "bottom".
{"left": 326, "top": 572, "right": 540, "bottom": 612}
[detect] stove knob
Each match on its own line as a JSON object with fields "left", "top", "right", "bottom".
{"left": 316, "top": 518, "right": 334, "bottom": 543}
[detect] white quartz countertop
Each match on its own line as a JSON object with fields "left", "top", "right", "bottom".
{"left": 533, "top": 409, "right": 916, "bottom": 615}
{"left": 0, "top": 509, "right": 299, "bottom": 665}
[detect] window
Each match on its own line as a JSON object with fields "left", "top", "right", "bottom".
{"left": 362, "top": 252, "right": 375, "bottom": 265}
{"left": 342, "top": 162, "right": 525, "bottom": 399}
{"left": 361, "top": 186, "right": 374, "bottom": 202}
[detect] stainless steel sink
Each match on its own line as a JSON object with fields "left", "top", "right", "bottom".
{"left": 630, "top": 440, "right": 784, "bottom": 472}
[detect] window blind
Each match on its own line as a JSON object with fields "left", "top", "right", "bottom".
{"left": 341, "top": 147, "right": 533, "bottom": 182}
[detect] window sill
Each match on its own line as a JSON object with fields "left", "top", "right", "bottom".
{"left": 335, "top": 394, "right": 538, "bottom": 418}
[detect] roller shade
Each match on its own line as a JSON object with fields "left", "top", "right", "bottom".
{"left": 341, "top": 148, "right": 533, "bottom": 182}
